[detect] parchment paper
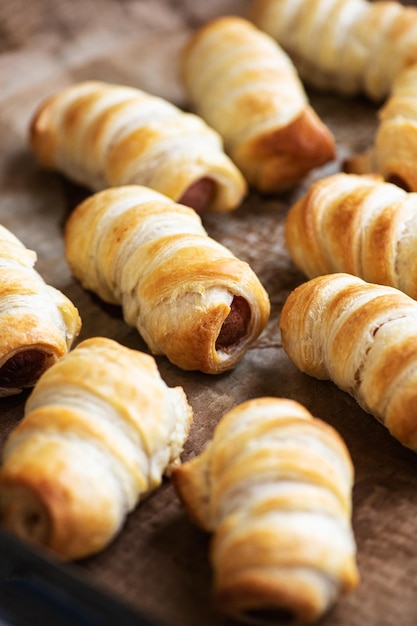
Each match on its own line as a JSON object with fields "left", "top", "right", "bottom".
{"left": 1, "top": 2, "right": 417, "bottom": 625}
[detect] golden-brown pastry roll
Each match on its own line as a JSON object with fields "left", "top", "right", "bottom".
{"left": 345, "top": 63, "right": 417, "bottom": 192}
{"left": 0, "top": 336, "right": 193, "bottom": 560}
{"left": 172, "top": 397, "right": 359, "bottom": 625}
{"left": 0, "top": 224, "right": 81, "bottom": 396}
{"left": 280, "top": 272, "right": 417, "bottom": 452}
{"left": 30, "top": 80, "right": 247, "bottom": 213}
{"left": 249, "top": 0, "right": 417, "bottom": 101}
{"left": 64, "top": 185, "right": 270, "bottom": 374}
{"left": 181, "top": 16, "right": 336, "bottom": 193}
{"left": 285, "top": 172, "right": 417, "bottom": 298}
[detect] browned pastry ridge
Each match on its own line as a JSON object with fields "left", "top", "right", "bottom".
{"left": 64, "top": 185, "right": 270, "bottom": 375}
{"left": 285, "top": 172, "right": 417, "bottom": 299}
{"left": 280, "top": 273, "right": 417, "bottom": 452}
{"left": 181, "top": 15, "right": 335, "bottom": 193}
{"left": 0, "top": 224, "right": 81, "bottom": 396}
{"left": 249, "top": 0, "right": 417, "bottom": 191}
{"left": 30, "top": 80, "right": 247, "bottom": 213}
{"left": 0, "top": 337, "right": 193, "bottom": 560}
{"left": 249, "top": 0, "right": 417, "bottom": 102}
{"left": 345, "top": 63, "right": 417, "bottom": 192}
{"left": 172, "top": 397, "right": 359, "bottom": 626}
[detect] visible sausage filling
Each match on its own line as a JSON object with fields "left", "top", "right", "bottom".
{"left": 216, "top": 296, "right": 251, "bottom": 353}
{"left": 178, "top": 177, "right": 216, "bottom": 213}
{"left": 0, "top": 350, "right": 49, "bottom": 389}
{"left": 387, "top": 174, "right": 410, "bottom": 192}
{"left": 0, "top": 485, "right": 50, "bottom": 546}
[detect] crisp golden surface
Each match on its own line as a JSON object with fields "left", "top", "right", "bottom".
{"left": 0, "top": 337, "right": 193, "bottom": 560}
{"left": 249, "top": 0, "right": 417, "bottom": 101}
{"left": 0, "top": 224, "right": 81, "bottom": 396}
{"left": 172, "top": 397, "right": 358, "bottom": 625}
{"left": 249, "top": 1, "right": 417, "bottom": 192}
{"left": 285, "top": 172, "right": 417, "bottom": 298}
{"left": 65, "top": 185, "right": 270, "bottom": 374}
{"left": 30, "top": 80, "right": 247, "bottom": 213}
{"left": 182, "top": 15, "right": 335, "bottom": 192}
{"left": 280, "top": 273, "right": 417, "bottom": 451}
{"left": 346, "top": 63, "right": 417, "bottom": 192}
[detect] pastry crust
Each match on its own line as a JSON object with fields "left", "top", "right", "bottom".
{"left": 285, "top": 172, "right": 417, "bottom": 299}
{"left": 172, "top": 397, "right": 358, "bottom": 625}
{"left": 0, "top": 224, "right": 81, "bottom": 396}
{"left": 0, "top": 336, "right": 193, "bottom": 560}
{"left": 345, "top": 63, "right": 417, "bottom": 192}
{"left": 280, "top": 273, "right": 417, "bottom": 451}
{"left": 64, "top": 185, "right": 270, "bottom": 374}
{"left": 181, "top": 16, "right": 335, "bottom": 193}
{"left": 30, "top": 80, "right": 247, "bottom": 213}
{"left": 249, "top": 0, "right": 417, "bottom": 101}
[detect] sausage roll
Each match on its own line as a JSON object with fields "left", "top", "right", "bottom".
{"left": 280, "top": 272, "right": 417, "bottom": 452}
{"left": 345, "top": 63, "right": 417, "bottom": 192}
{"left": 0, "top": 336, "right": 193, "bottom": 560}
{"left": 249, "top": 0, "right": 417, "bottom": 101}
{"left": 285, "top": 172, "right": 417, "bottom": 299}
{"left": 181, "top": 16, "right": 336, "bottom": 193}
{"left": 172, "top": 397, "right": 359, "bottom": 625}
{"left": 64, "top": 185, "right": 270, "bottom": 375}
{"left": 30, "top": 80, "right": 247, "bottom": 213}
{"left": 0, "top": 224, "right": 81, "bottom": 396}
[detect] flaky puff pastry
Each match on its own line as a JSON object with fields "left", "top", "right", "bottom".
{"left": 285, "top": 172, "right": 417, "bottom": 298}
{"left": 249, "top": 0, "right": 417, "bottom": 101}
{"left": 0, "top": 336, "right": 193, "bottom": 560}
{"left": 280, "top": 272, "right": 417, "bottom": 452}
{"left": 30, "top": 80, "right": 247, "bottom": 213}
{"left": 172, "top": 397, "right": 358, "bottom": 626}
{"left": 181, "top": 16, "right": 335, "bottom": 193}
{"left": 0, "top": 224, "right": 81, "bottom": 396}
{"left": 65, "top": 185, "right": 270, "bottom": 374}
{"left": 346, "top": 63, "right": 417, "bottom": 192}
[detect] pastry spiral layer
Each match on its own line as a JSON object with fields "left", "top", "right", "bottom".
{"left": 0, "top": 224, "right": 81, "bottom": 396}
{"left": 0, "top": 337, "right": 193, "bottom": 560}
{"left": 346, "top": 64, "right": 417, "bottom": 192}
{"left": 285, "top": 172, "right": 417, "bottom": 299}
{"left": 64, "top": 185, "right": 270, "bottom": 374}
{"left": 250, "top": 0, "right": 417, "bottom": 101}
{"left": 182, "top": 16, "right": 335, "bottom": 192}
{"left": 280, "top": 273, "right": 417, "bottom": 451}
{"left": 30, "top": 80, "right": 247, "bottom": 213}
{"left": 172, "top": 397, "right": 358, "bottom": 625}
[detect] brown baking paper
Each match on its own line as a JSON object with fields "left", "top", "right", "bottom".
{"left": 1, "top": 1, "right": 417, "bottom": 625}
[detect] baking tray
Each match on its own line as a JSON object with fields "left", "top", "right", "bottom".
{"left": 0, "top": 528, "right": 163, "bottom": 626}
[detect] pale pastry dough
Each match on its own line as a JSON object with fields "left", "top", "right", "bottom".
{"left": 0, "top": 336, "right": 193, "bottom": 560}
{"left": 0, "top": 224, "right": 81, "bottom": 396}
{"left": 30, "top": 80, "right": 247, "bottom": 213}
{"left": 280, "top": 273, "right": 417, "bottom": 451}
{"left": 345, "top": 63, "right": 417, "bottom": 192}
{"left": 64, "top": 185, "right": 270, "bottom": 374}
{"left": 181, "top": 16, "right": 335, "bottom": 193}
{"left": 285, "top": 172, "right": 417, "bottom": 299}
{"left": 249, "top": 0, "right": 417, "bottom": 101}
{"left": 172, "top": 397, "right": 359, "bottom": 625}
